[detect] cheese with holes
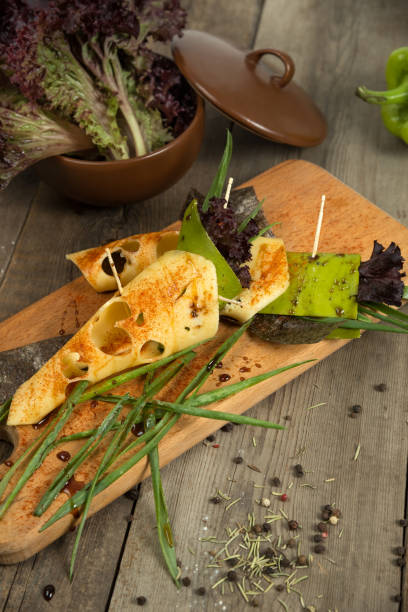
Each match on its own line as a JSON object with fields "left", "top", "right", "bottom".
{"left": 222, "top": 237, "right": 290, "bottom": 323}
{"left": 7, "top": 251, "right": 218, "bottom": 426}
{"left": 66, "top": 230, "right": 179, "bottom": 292}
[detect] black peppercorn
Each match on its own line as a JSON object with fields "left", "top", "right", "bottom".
{"left": 196, "top": 587, "right": 206, "bottom": 596}
{"left": 392, "top": 594, "right": 402, "bottom": 602}
{"left": 281, "top": 557, "right": 291, "bottom": 568}
{"left": 322, "top": 510, "right": 331, "bottom": 521}
{"left": 288, "top": 519, "right": 298, "bottom": 530}
{"left": 275, "top": 584, "right": 285, "bottom": 592}
{"left": 313, "top": 534, "right": 323, "bottom": 543}
{"left": 271, "top": 477, "right": 281, "bottom": 487}
{"left": 374, "top": 383, "right": 387, "bottom": 392}
{"left": 182, "top": 577, "right": 191, "bottom": 587}
{"left": 317, "top": 522, "right": 328, "bottom": 533}
{"left": 323, "top": 504, "right": 332, "bottom": 512}
{"left": 263, "top": 566, "right": 275, "bottom": 575}
{"left": 136, "top": 596, "right": 147, "bottom": 606}
{"left": 352, "top": 404, "right": 362, "bottom": 413}
{"left": 233, "top": 456, "right": 243, "bottom": 464}
{"left": 396, "top": 557, "right": 406, "bottom": 567}
{"left": 252, "top": 524, "right": 263, "bottom": 535}
{"left": 206, "top": 434, "right": 216, "bottom": 442}
{"left": 297, "top": 555, "right": 307, "bottom": 566}
{"left": 294, "top": 463, "right": 304, "bottom": 477}
{"left": 314, "top": 544, "right": 325, "bottom": 554}
{"left": 262, "top": 522, "right": 271, "bottom": 532}
{"left": 209, "top": 496, "right": 221, "bottom": 504}
{"left": 399, "top": 519, "right": 408, "bottom": 527}
{"left": 394, "top": 546, "right": 406, "bottom": 556}
{"left": 221, "top": 423, "right": 233, "bottom": 432}
{"left": 227, "top": 570, "right": 237, "bottom": 582}
{"left": 287, "top": 538, "right": 296, "bottom": 548}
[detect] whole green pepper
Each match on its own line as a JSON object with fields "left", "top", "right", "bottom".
{"left": 356, "top": 47, "right": 408, "bottom": 144}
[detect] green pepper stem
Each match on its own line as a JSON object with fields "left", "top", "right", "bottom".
{"left": 356, "top": 82, "right": 408, "bottom": 105}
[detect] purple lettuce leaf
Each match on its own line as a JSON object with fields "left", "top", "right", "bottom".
{"left": 358, "top": 240, "right": 405, "bottom": 306}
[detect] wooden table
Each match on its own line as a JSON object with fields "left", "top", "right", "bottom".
{"left": 1, "top": 1, "right": 407, "bottom": 610}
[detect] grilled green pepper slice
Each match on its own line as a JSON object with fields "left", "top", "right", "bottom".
{"left": 261, "top": 252, "right": 360, "bottom": 319}
{"left": 356, "top": 47, "right": 408, "bottom": 144}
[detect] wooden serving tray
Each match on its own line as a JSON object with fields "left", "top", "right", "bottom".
{"left": 1, "top": 159, "right": 408, "bottom": 565}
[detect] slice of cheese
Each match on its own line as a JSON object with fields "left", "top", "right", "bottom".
{"left": 8, "top": 251, "right": 218, "bottom": 426}
{"left": 222, "top": 237, "right": 290, "bottom": 323}
{"left": 66, "top": 230, "right": 179, "bottom": 292}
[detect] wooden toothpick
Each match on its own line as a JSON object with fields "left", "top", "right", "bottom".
{"left": 312, "top": 194, "right": 326, "bottom": 258}
{"left": 105, "top": 248, "right": 124, "bottom": 295}
{"left": 219, "top": 295, "right": 241, "bottom": 306}
{"left": 223, "top": 177, "right": 234, "bottom": 208}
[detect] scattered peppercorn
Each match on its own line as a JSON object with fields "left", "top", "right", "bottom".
{"left": 275, "top": 584, "right": 285, "bottom": 592}
{"left": 261, "top": 497, "right": 271, "bottom": 508}
{"left": 352, "top": 404, "right": 362, "bottom": 413}
{"left": 263, "top": 566, "right": 275, "bottom": 575}
{"left": 271, "top": 477, "right": 281, "bottom": 487}
{"left": 210, "top": 496, "right": 221, "bottom": 504}
{"left": 252, "top": 524, "right": 263, "bottom": 535}
{"left": 332, "top": 508, "right": 342, "bottom": 518}
{"left": 394, "top": 546, "right": 406, "bottom": 556}
{"left": 396, "top": 557, "right": 406, "bottom": 567}
{"left": 317, "top": 522, "right": 328, "bottom": 533}
{"left": 196, "top": 587, "right": 206, "bottom": 596}
{"left": 294, "top": 463, "right": 304, "bottom": 477}
{"left": 226, "top": 558, "right": 237, "bottom": 567}
{"left": 322, "top": 510, "right": 331, "bottom": 521}
{"left": 233, "top": 456, "right": 243, "bottom": 464}
{"left": 374, "top": 383, "right": 387, "bottom": 392}
{"left": 287, "top": 538, "right": 296, "bottom": 548}
{"left": 297, "top": 555, "right": 307, "bottom": 566}
{"left": 321, "top": 532, "right": 328, "bottom": 539}
{"left": 43, "top": 585, "right": 55, "bottom": 602}
{"left": 392, "top": 594, "right": 402, "bottom": 603}
{"left": 206, "top": 434, "right": 216, "bottom": 442}
{"left": 323, "top": 504, "right": 333, "bottom": 512}
{"left": 262, "top": 522, "right": 271, "bottom": 532}
{"left": 212, "top": 444, "right": 220, "bottom": 448}
{"left": 280, "top": 493, "right": 288, "bottom": 502}
{"left": 281, "top": 558, "right": 291, "bottom": 568}
{"left": 221, "top": 423, "right": 233, "bottom": 432}
{"left": 314, "top": 544, "right": 326, "bottom": 554}
{"left": 288, "top": 519, "right": 299, "bottom": 530}
{"left": 227, "top": 570, "right": 237, "bottom": 582}
{"left": 182, "top": 577, "right": 191, "bottom": 587}
{"left": 313, "top": 534, "right": 323, "bottom": 543}
{"left": 329, "top": 515, "right": 339, "bottom": 526}
{"left": 136, "top": 596, "right": 147, "bottom": 606}
{"left": 399, "top": 519, "right": 408, "bottom": 527}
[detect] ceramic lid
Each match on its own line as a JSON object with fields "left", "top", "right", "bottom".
{"left": 172, "top": 30, "right": 327, "bottom": 147}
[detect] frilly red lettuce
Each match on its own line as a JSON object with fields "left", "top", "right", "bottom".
{"left": 358, "top": 240, "right": 405, "bottom": 306}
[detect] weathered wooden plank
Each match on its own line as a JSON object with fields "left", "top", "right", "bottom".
{"left": 0, "top": 170, "right": 38, "bottom": 288}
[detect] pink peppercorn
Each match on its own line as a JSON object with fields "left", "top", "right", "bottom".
{"left": 280, "top": 494, "right": 288, "bottom": 502}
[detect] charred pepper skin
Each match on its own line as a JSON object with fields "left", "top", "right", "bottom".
{"left": 356, "top": 47, "right": 408, "bottom": 144}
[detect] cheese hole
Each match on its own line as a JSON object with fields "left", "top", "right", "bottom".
{"left": 0, "top": 426, "right": 18, "bottom": 463}
{"left": 92, "top": 299, "right": 132, "bottom": 356}
{"left": 120, "top": 240, "right": 140, "bottom": 253}
{"left": 101, "top": 250, "right": 127, "bottom": 276}
{"left": 61, "top": 352, "right": 89, "bottom": 380}
{"left": 156, "top": 232, "right": 179, "bottom": 257}
{"left": 139, "top": 341, "right": 165, "bottom": 360}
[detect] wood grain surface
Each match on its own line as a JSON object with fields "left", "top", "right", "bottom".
{"left": 1, "top": 1, "right": 408, "bottom": 611}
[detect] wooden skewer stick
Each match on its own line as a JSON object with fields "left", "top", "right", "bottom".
{"left": 219, "top": 295, "right": 241, "bottom": 306}
{"left": 312, "top": 194, "right": 326, "bottom": 259}
{"left": 105, "top": 248, "right": 124, "bottom": 295}
{"left": 223, "top": 177, "right": 234, "bottom": 208}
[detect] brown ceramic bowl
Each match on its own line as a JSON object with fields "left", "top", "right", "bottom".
{"left": 35, "top": 95, "right": 205, "bottom": 207}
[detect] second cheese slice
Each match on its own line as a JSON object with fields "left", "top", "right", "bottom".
{"left": 8, "top": 251, "right": 218, "bottom": 426}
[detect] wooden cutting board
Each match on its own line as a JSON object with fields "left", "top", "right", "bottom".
{"left": 1, "top": 159, "right": 408, "bottom": 565}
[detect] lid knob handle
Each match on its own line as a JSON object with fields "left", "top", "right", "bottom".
{"left": 245, "top": 49, "right": 295, "bottom": 88}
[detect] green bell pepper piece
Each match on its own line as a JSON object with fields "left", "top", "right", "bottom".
{"left": 261, "top": 252, "right": 360, "bottom": 319}
{"left": 356, "top": 47, "right": 408, "bottom": 144}
{"left": 178, "top": 199, "right": 242, "bottom": 299}
{"left": 326, "top": 328, "right": 360, "bottom": 339}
